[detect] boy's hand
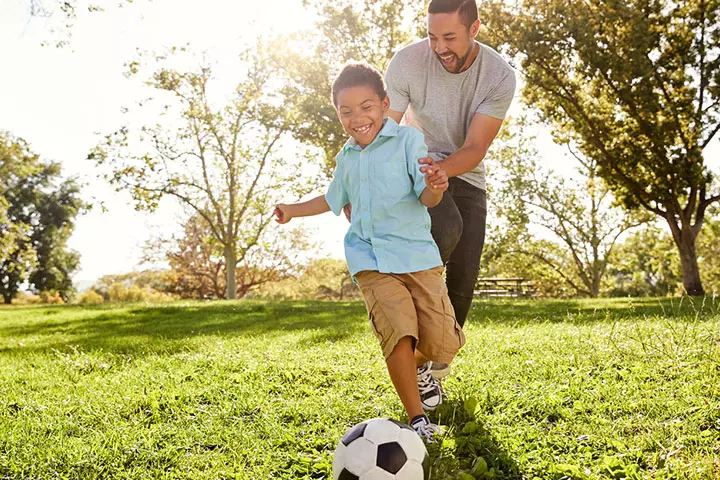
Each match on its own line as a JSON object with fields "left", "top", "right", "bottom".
{"left": 424, "top": 165, "right": 449, "bottom": 192}
{"left": 274, "top": 204, "right": 292, "bottom": 224}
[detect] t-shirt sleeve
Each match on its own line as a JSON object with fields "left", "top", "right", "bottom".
{"left": 475, "top": 70, "right": 517, "bottom": 119}
{"left": 404, "top": 128, "right": 430, "bottom": 199}
{"left": 385, "top": 52, "right": 411, "bottom": 113}
{"left": 324, "top": 156, "right": 348, "bottom": 216}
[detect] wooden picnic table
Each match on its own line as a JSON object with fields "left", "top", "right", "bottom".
{"left": 474, "top": 277, "right": 537, "bottom": 298}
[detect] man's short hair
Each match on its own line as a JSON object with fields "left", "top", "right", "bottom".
{"left": 331, "top": 63, "right": 387, "bottom": 108}
{"left": 428, "top": 0, "right": 479, "bottom": 29}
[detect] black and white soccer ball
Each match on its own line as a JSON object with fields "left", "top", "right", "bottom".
{"left": 332, "top": 418, "right": 430, "bottom": 480}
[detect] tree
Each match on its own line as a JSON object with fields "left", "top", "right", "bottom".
{"left": 479, "top": 0, "right": 720, "bottom": 295}
{"left": 24, "top": 0, "right": 131, "bottom": 47}
{"left": 605, "top": 225, "right": 682, "bottom": 296}
{"left": 147, "top": 214, "right": 308, "bottom": 299}
{"left": 91, "top": 47, "right": 312, "bottom": 299}
{"left": 273, "top": 0, "right": 425, "bottom": 173}
{"left": 488, "top": 119, "right": 649, "bottom": 297}
{"left": 0, "top": 132, "right": 85, "bottom": 303}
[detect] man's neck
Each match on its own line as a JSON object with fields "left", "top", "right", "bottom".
{"left": 458, "top": 42, "right": 479, "bottom": 73}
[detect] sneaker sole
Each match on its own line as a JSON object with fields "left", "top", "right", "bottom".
{"left": 431, "top": 365, "right": 451, "bottom": 379}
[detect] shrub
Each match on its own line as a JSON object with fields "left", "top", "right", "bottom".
{"left": 77, "top": 290, "right": 104, "bottom": 305}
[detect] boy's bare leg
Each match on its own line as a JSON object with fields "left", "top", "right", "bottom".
{"left": 414, "top": 349, "right": 428, "bottom": 367}
{"left": 386, "top": 336, "right": 424, "bottom": 420}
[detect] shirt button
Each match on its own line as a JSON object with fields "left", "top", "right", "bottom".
{"left": 361, "top": 178, "right": 366, "bottom": 182}
{"left": 362, "top": 151, "right": 367, "bottom": 155}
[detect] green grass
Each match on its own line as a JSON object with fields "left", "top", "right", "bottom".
{"left": 0, "top": 297, "right": 719, "bottom": 479}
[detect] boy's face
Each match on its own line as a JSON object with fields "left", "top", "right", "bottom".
{"left": 336, "top": 85, "right": 390, "bottom": 148}
{"left": 427, "top": 11, "right": 480, "bottom": 73}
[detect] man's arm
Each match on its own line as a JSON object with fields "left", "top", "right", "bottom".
{"left": 421, "top": 113, "right": 504, "bottom": 178}
{"left": 387, "top": 109, "right": 404, "bottom": 124}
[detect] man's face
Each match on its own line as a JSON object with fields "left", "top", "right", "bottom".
{"left": 335, "top": 85, "right": 389, "bottom": 148}
{"left": 428, "top": 11, "right": 479, "bottom": 73}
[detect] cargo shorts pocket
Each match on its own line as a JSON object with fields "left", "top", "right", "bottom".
{"left": 361, "top": 289, "right": 386, "bottom": 343}
{"left": 442, "top": 296, "right": 465, "bottom": 354}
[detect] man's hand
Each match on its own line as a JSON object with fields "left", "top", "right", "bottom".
{"left": 343, "top": 203, "right": 352, "bottom": 223}
{"left": 424, "top": 165, "right": 449, "bottom": 192}
{"left": 274, "top": 204, "right": 292, "bottom": 224}
{"left": 418, "top": 156, "right": 436, "bottom": 175}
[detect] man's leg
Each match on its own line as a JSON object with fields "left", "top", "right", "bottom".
{"left": 428, "top": 186, "right": 463, "bottom": 264}
{"left": 445, "top": 180, "right": 487, "bottom": 327}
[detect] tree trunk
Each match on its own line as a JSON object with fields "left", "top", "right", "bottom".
{"left": 667, "top": 219, "right": 705, "bottom": 296}
{"left": 3, "top": 294, "right": 11, "bottom": 305}
{"left": 224, "top": 247, "right": 237, "bottom": 300}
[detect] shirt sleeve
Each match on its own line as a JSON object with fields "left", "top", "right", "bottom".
{"left": 324, "top": 156, "right": 349, "bottom": 216}
{"left": 404, "top": 128, "right": 430, "bottom": 199}
{"left": 385, "top": 52, "right": 411, "bottom": 113}
{"left": 475, "top": 70, "right": 517, "bottom": 119}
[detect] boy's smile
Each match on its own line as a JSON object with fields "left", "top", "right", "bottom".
{"left": 336, "top": 85, "right": 390, "bottom": 148}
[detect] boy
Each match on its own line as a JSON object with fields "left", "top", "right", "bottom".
{"left": 274, "top": 63, "right": 465, "bottom": 440}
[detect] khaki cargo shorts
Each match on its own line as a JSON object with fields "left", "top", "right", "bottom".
{"left": 355, "top": 266, "right": 466, "bottom": 364}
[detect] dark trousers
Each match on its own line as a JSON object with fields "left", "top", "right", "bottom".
{"left": 429, "top": 178, "right": 487, "bottom": 328}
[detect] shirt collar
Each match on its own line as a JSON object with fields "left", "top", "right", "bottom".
{"left": 342, "top": 117, "right": 400, "bottom": 153}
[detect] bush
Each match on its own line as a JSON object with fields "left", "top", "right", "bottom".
{"left": 39, "top": 291, "right": 65, "bottom": 305}
{"left": 11, "top": 291, "right": 42, "bottom": 305}
{"left": 77, "top": 290, "right": 104, "bottom": 305}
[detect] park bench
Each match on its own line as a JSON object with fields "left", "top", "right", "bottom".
{"left": 473, "top": 277, "right": 537, "bottom": 298}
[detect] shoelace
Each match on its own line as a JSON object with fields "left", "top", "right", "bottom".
{"left": 412, "top": 420, "right": 443, "bottom": 441}
{"left": 417, "top": 365, "right": 440, "bottom": 395}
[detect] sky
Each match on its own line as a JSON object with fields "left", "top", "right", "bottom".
{"left": 0, "top": 0, "right": 717, "bottom": 288}
{"left": 0, "top": 0, "right": 343, "bottom": 286}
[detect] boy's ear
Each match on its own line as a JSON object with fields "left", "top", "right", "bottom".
{"left": 382, "top": 95, "right": 390, "bottom": 112}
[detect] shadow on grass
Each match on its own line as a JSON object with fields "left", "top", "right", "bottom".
{"left": 2, "top": 296, "right": 718, "bottom": 357}
{"left": 0, "top": 301, "right": 368, "bottom": 356}
{"left": 427, "top": 397, "right": 524, "bottom": 479}
{"left": 468, "top": 295, "right": 720, "bottom": 326}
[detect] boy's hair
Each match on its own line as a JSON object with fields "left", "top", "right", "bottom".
{"left": 331, "top": 63, "right": 387, "bottom": 108}
{"left": 428, "top": 0, "right": 479, "bottom": 29}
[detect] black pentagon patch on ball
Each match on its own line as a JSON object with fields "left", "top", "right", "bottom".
{"left": 337, "top": 468, "right": 360, "bottom": 480}
{"left": 341, "top": 422, "right": 367, "bottom": 446}
{"left": 376, "top": 442, "right": 407, "bottom": 474}
{"left": 422, "top": 452, "right": 431, "bottom": 480}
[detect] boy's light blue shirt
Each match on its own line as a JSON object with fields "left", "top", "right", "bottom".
{"left": 325, "top": 118, "right": 442, "bottom": 276}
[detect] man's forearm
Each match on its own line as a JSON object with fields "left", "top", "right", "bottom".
{"left": 287, "top": 195, "right": 331, "bottom": 218}
{"left": 435, "top": 146, "right": 487, "bottom": 178}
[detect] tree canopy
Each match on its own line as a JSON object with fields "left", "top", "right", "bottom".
{"left": 479, "top": 0, "right": 720, "bottom": 295}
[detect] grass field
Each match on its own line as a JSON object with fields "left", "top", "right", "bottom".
{"left": 0, "top": 297, "right": 719, "bottom": 479}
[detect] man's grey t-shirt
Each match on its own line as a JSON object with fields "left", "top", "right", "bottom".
{"left": 385, "top": 40, "right": 516, "bottom": 191}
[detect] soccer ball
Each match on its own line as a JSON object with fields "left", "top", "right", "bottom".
{"left": 332, "top": 418, "right": 430, "bottom": 480}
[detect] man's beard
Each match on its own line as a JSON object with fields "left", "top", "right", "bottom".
{"left": 436, "top": 43, "right": 475, "bottom": 73}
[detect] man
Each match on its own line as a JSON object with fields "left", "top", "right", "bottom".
{"left": 384, "top": 0, "right": 516, "bottom": 376}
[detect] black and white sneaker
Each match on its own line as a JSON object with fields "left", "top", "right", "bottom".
{"left": 416, "top": 361, "right": 443, "bottom": 411}
{"left": 410, "top": 414, "right": 444, "bottom": 442}
{"left": 430, "top": 362, "right": 451, "bottom": 379}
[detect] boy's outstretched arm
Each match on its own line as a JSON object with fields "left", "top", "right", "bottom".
{"left": 419, "top": 165, "right": 448, "bottom": 208}
{"left": 274, "top": 195, "right": 331, "bottom": 224}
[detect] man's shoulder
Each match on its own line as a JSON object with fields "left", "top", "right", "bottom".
{"left": 390, "top": 39, "right": 429, "bottom": 66}
{"left": 477, "top": 42, "right": 515, "bottom": 75}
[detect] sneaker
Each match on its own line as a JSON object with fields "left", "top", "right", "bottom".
{"left": 410, "top": 414, "right": 444, "bottom": 442}
{"left": 416, "top": 361, "right": 443, "bottom": 411}
{"left": 430, "top": 362, "right": 451, "bottom": 379}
